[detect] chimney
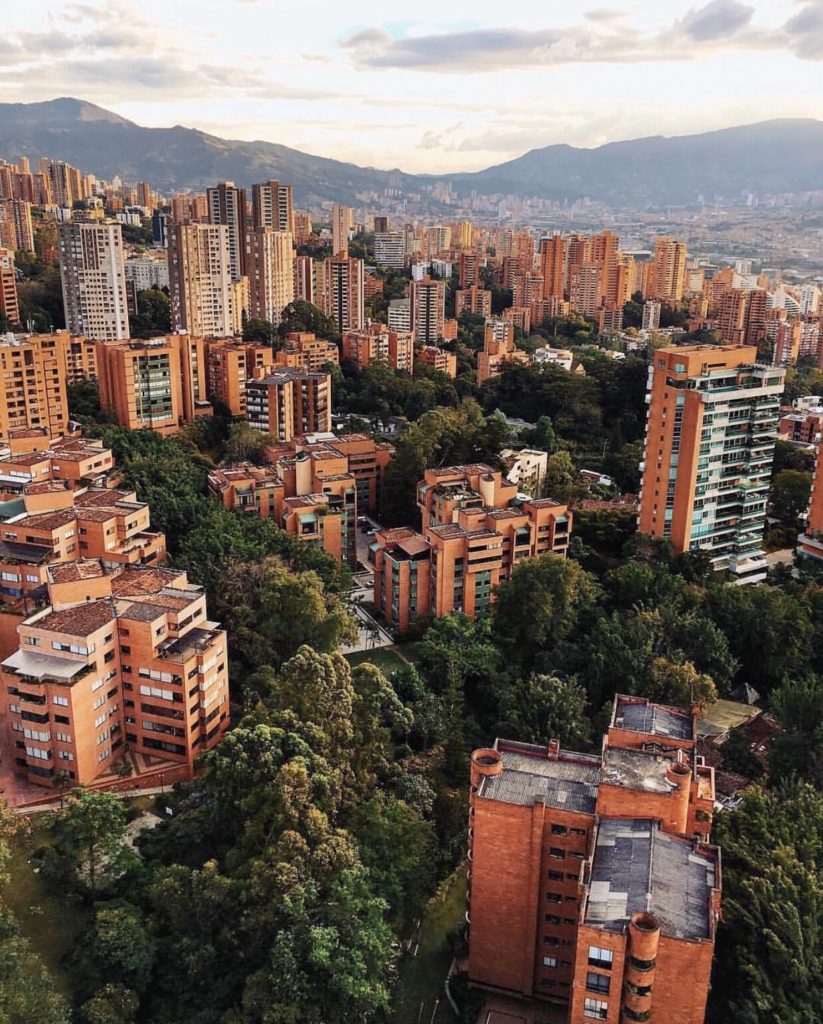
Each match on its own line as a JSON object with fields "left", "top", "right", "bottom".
{"left": 548, "top": 739, "right": 560, "bottom": 760}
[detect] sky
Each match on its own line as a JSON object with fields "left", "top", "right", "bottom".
{"left": 2, "top": 0, "right": 822, "bottom": 172}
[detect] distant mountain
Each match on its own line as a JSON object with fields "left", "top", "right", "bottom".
{"left": 0, "top": 99, "right": 820, "bottom": 207}
{"left": 444, "top": 120, "right": 823, "bottom": 205}
{"left": 0, "top": 98, "right": 415, "bottom": 205}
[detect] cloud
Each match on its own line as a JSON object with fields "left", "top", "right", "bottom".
{"left": 341, "top": 1, "right": 820, "bottom": 72}
{"left": 583, "top": 8, "right": 628, "bottom": 23}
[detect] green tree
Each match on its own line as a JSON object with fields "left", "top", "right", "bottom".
{"left": 502, "top": 673, "right": 592, "bottom": 749}
{"left": 93, "top": 903, "right": 156, "bottom": 987}
{"left": 492, "top": 554, "right": 598, "bottom": 671}
{"left": 279, "top": 299, "right": 340, "bottom": 340}
{"left": 129, "top": 288, "right": 170, "bottom": 339}
{"left": 721, "top": 727, "right": 764, "bottom": 780}
{"left": 215, "top": 561, "right": 356, "bottom": 672}
{"left": 81, "top": 984, "right": 138, "bottom": 1024}
{"left": 349, "top": 793, "right": 437, "bottom": 928}
{"left": 769, "top": 676, "right": 823, "bottom": 785}
{"left": 58, "top": 789, "right": 131, "bottom": 897}
{"left": 0, "top": 803, "right": 68, "bottom": 1024}
{"left": 243, "top": 317, "right": 277, "bottom": 344}
{"left": 647, "top": 657, "right": 717, "bottom": 708}
{"left": 80, "top": 987, "right": 138, "bottom": 1024}
{"left": 770, "top": 469, "right": 812, "bottom": 524}
{"left": 710, "top": 783, "right": 823, "bottom": 1024}
{"left": 224, "top": 421, "right": 273, "bottom": 464}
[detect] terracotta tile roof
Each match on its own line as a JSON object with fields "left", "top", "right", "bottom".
{"left": 34, "top": 600, "right": 116, "bottom": 636}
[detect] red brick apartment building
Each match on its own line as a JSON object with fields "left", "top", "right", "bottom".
{"left": 371, "top": 465, "right": 571, "bottom": 629}
{"left": 467, "top": 696, "right": 720, "bottom": 1024}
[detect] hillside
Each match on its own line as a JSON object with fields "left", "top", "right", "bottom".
{"left": 0, "top": 99, "right": 820, "bottom": 206}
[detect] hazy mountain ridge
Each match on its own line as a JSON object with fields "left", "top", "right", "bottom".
{"left": 1, "top": 98, "right": 821, "bottom": 206}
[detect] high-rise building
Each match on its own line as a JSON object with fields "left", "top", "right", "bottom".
{"left": 294, "top": 255, "right": 315, "bottom": 304}
{"left": 0, "top": 334, "right": 70, "bottom": 439}
{"left": 374, "top": 232, "right": 405, "bottom": 269}
{"left": 540, "top": 236, "right": 565, "bottom": 303}
{"left": 245, "top": 368, "right": 332, "bottom": 440}
{"left": 323, "top": 255, "right": 364, "bottom": 332}
{"left": 275, "top": 332, "right": 339, "bottom": 373}
{"left": 251, "top": 180, "right": 295, "bottom": 234}
{"left": 477, "top": 318, "right": 529, "bottom": 385}
{"left": 466, "top": 695, "right": 719, "bottom": 1022}
{"left": 648, "top": 237, "right": 688, "bottom": 304}
{"left": 642, "top": 300, "right": 661, "bottom": 331}
{"left": 0, "top": 198, "right": 34, "bottom": 253}
{"left": 0, "top": 248, "right": 20, "bottom": 326}
{"left": 342, "top": 323, "right": 413, "bottom": 373}
{"left": 205, "top": 338, "right": 274, "bottom": 415}
{"left": 798, "top": 439, "right": 823, "bottom": 560}
{"left": 455, "top": 287, "right": 492, "bottom": 319}
{"left": 331, "top": 204, "right": 353, "bottom": 257}
{"left": 58, "top": 222, "right": 129, "bottom": 341}
{"left": 638, "top": 345, "right": 784, "bottom": 583}
{"left": 410, "top": 277, "right": 445, "bottom": 345}
{"left": 168, "top": 223, "right": 236, "bottom": 337}
{"left": 388, "top": 298, "right": 411, "bottom": 334}
{"left": 458, "top": 251, "right": 482, "bottom": 289}
{"left": 96, "top": 335, "right": 211, "bottom": 434}
{"left": 246, "top": 228, "right": 295, "bottom": 327}
{"left": 207, "top": 181, "right": 247, "bottom": 281}
{"left": 372, "top": 215, "right": 389, "bottom": 235}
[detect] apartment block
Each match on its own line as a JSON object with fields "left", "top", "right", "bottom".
{"left": 466, "top": 695, "right": 719, "bottom": 1022}
{"left": 281, "top": 477, "right": 357, "bottom": 567}
{"left": 207, "top": 463, "right": 285, "bottom": 521}
{"left": 638, "top": 345, "right": 784, "bottom": 583}
{"left": 246, "top": 227, "right": 295, "bottom": 326}
{"left": 478, "top": 318, "right": 529, "bottom": 385}
{"left": 0, "top": 560, "right": 229, "bottom": 790}
{"left": 332, "top": 204, "right": 353, "bottom": 258}
{"left": 96, "top": 335, "right": 211, "bottom": 435}
{"left": 168, "top": 222, "right": 238, "bottom": 337}
{"left": 647, "top": 237, "right": 688, "bottom": 304}
{"left": 342, "top": 323, "right": 413, "bottom": 373}
{"left": 455, "top": 287, "right": 492, "bottom": 319}
{"left": 275, "top": 332, "right": 339, "bottom": 373}
{"left": 797, "top": 434, "right": 823, "bottom": 561}
{"left": 458, "top": 251, "right": 482, "bottom": 289}
{"left": 0, "top": 248, "right": 20, "bottom": 326}
{"left": 411, "top": 277, "right": 446, "bottom": 344}
{"left": 417, "top": 345, "right": 457, "bottom": 378}
{"left": 499, "top": 448, "right": 549, "bottom": 497}
{"left": 374, "top": 231, "right": 406, "bottom": 269}
{"left": 0, "top": 335, "right": 71, "bottom": 440}
{"left": 58, "top": 222, "right": 129, "bottom": 341}
{"left": 252, "top": 180, "right": 295, "bottom": 234}
{"left": 539, "top": 235, "right": 565, "bottom": 301}
{"left": 207, "top": 181, "right": 247, "bottom": 280}
{"left": 205, "top": 338, "right": 274, "bottom": 416}
{"left": 245, "top": 368, "right": 331, "bottom": 440}
{"left": 323, "top": 255, "right": 364, "bottom": 332}
{"left": 372, "top": 465, "right": 571, "bottom": 629}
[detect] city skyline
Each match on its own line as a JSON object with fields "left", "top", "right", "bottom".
{"left": 2, "top": 0, "right": 821, "bottom": 173}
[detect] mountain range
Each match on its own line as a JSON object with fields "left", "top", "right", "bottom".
{"left": 0, "top": 98, "right": 821, "bottom": 208}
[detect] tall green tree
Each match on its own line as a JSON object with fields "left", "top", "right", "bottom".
{"left": 59, "top": 790, "right": 131, "bottom": 897}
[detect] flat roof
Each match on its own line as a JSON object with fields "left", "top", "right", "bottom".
{"left": 601, "top": 747, "right": 683, "bottom": 795}
{"left": 613, "top": 696, "right": 693, "bottom": 741}
{"left": 585, "top": 818, "right": 716, "bottom": 941}
{"left": 3, "top": 648, "right": 88, "bottom": 681}
{"left": 478, "top": 741, "right": 600, "bottom": 815}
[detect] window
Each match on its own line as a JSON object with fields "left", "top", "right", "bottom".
{"left": 548, "top": 870, "right": 563, "bottom": 881}
{"left": 58, "top": 751, "right": 74, "bottom": 761}
{"left": 584, "top": 998, "right": 608, "bottom": 1020}
{"left": 588, "top": 946, "right": 613, "bottom": 969}
{"left": 549, "top": 847, "right": 564, "bottom": 859}
{"left": 52, "top": 695, "right": 69, "bottom": 707}
{"left": 551, "top": 824, "right": 567, "bottom": 835}
{"left": 543, "top": 936, "right": 559, "bottom": 947}
{"left": 56, "top": 732, "right": 71, "bottom": 743}
{"left": 546, "top": 893, "right": 562, "bottom": 903}
{"left": 542, "top": 956, "right": 557, "bottom": 968}
{"left": 586, "top": 972, "right": 610, "bottom": 994}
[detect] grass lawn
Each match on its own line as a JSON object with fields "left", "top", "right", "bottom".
{"left": 345, "top": 647, "right": 408, "bottom": 676}
{"left": 392, "top": 863, "right": 467, "bottom": 1024}
{"left": 5, "top": 814, "right": 90, "bottom": 998}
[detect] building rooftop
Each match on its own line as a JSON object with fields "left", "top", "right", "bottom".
{"left": 585, "top": 818, "right": 717, "bottom": 941}
{"left": 48, "top": 559, "right": 108, "bottom": 584}
{"left": 30, "top": 599, "right": 116, "bottom": 636}
{"left": 601, "top": 746, "right": 685, "bottom": 795}
{"left": 612, "top": 696, "right": 694, "bottom": 742}
{"left": 110, "top": 565, "right": 184, "bottom": 597}
{"left": 478, "top": 740, "right": 601, "bottom": 815}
